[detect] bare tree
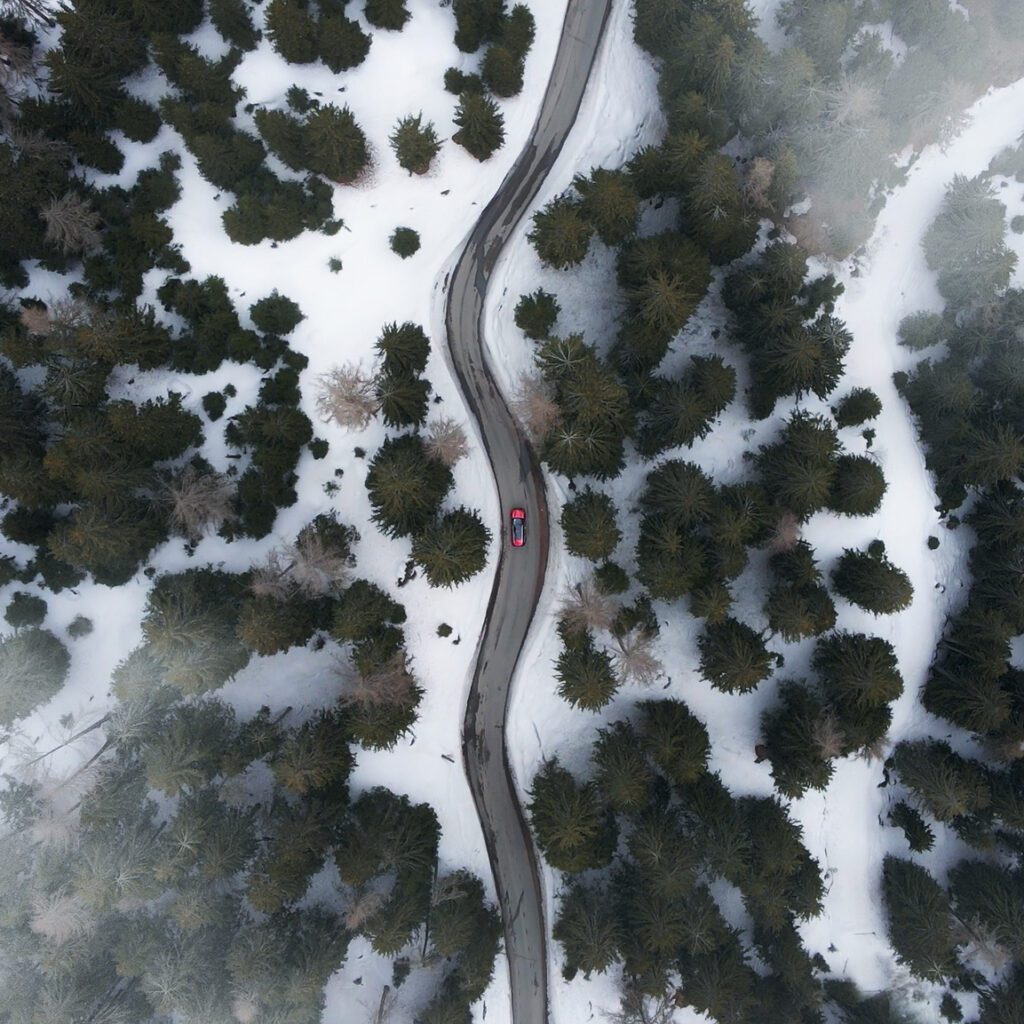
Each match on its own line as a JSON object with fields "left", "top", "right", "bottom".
{"left": 811, "top": 711, "right": 844, "bottom": 761}
{"left": 30, "top": 887, "right": 96, "bottom": 945}
{"left": 344, "top": 889, "right": 386, "bottom": 930}
{"left": 40, "top": 192, "right": 102, "bottom": 255}
{"left": 512, "top": 371, "right": 562, "bottom": 442}
{"left": 424, "top": 416, "right": 470, "bottom": 467}
{"left": 230, "top": 992, "right": 260, "bottom": 1024}
{"left": 560, "top": 578, "right": 616, "bottom": 634}
{"left": 431, "top": 873, "right": 469, "bottom": 907}
{"left": 611, "top": 628, "right": 663, "bottom": 686}
{"left": 0, "top": 30, "right": 36, "bottom": 124}
{"left": 604, "top": 985, "right": 677, "bottom": 1024}
{"left": 19, "top": 305, "right": 50, "bottom": 335}
{"left": 768, "top": 511, "right": 801, "bottom": 553}
{"left": 166, "top": 465, "right": 237, "bottom": 540}
{"left": 288, "top": 526, "right": 352, "bottom": 597}
{"left": 340, "top": 652, "right": 417, "bottom": 708}
{"left": 743, "top": 156, "right": 775, "bottom": 210}
{"left": 315, "top": 363, "right": 379, "bottom": 429}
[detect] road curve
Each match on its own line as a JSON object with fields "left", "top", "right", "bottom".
{"left": 444, "top": 3, "right": 613, "bottom": 1024}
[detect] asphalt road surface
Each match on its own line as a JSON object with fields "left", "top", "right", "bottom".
{"left": 443, "top": 3, "right": 614, "bottom": 1024}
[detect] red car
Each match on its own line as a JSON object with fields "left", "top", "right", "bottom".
{"left": 510, "top": 507, "right": 526, "bottom": 547}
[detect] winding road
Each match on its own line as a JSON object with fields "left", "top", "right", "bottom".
{"left": 443, "top": 3, "right": 613, "bottom": 1024}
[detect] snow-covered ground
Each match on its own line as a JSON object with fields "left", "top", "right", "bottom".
{"left": 481, "top": 2, "right": 1024, "bottom": 1019}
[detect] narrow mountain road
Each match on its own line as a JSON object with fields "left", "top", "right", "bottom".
{"left": 444, "top": 3, "right": 613, "bottom": 1024}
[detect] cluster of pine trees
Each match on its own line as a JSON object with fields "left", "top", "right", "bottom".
{"left": 635, "top": 0, "right": 1024, "bottom": 256}
{"left": 531, "top": 697, "right": 921, "bottom": 1022}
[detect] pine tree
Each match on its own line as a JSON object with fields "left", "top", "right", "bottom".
{"left": 892, "top": 739, "right": 991, "bottom": 823}
{"left": 828, "top": 454, "right": 886, "bottom": 516}
{"left": 757, "top": 412, "right": 840, "bottom": 518}
{"left": 481, "top": 43, "right": 523, "bottom": 97}
{"left": 628, "top": 805, "right": 698, "bottom": 899}
{"left": 960, "top": 423, "right": 1024, "bottom": 488}
{"left": 814, "top": 632, "right": 903, "bottom": 710}
{"left": 554, "top": 881, "right": 622, "bottom": 979}
{"left": 375, "top": 320, "right": 431, "bottom": 376}
{"left": 389, "top": 113, "right": 441, "bottom": 175}
{"left": 556, "top": 637, "right": 619, "bottom": 711}
{"left": 366, "top": 434, "right": 454, "bottom": 537}
{"left": 265, "top": 0, "right": 319, "bottom": 63}
{"left": 271, "top": 710, "right": 354, "bottom": 795}
{"left": 254, "top": 107, "right": 308, "bottom": 170}
{"left": 560, "top": 488, "right": 621, "bottom": 561}
{"left": 593, "top": 721, "right": 653, "bottom": 811}
{"left": 528, "top": 195, "right": 593, "bottom": 268}
{"left": 698, "top": 617, "right": 773, "bottom": 694}
{"left": 389, "top": 225, "right": 420, "bottom": 257}
{"left": 250, "top": 291, "right": 305, "bottom": 335}
{"left": 832, "top": 547, "right": 914, "bottom": 615}
{"left": 375, "top": 370, "right": 431, "bottom": 427}
{"left": 303, "top": 104, "right": 369, "bottom": 183}
{"left": 141, "top": 699, "right": 237, "bottom": 796}
{"left": 452, "top": 0, "right": 507, "bottom": 52}
{"left": 888, "top": 801, "right": 935, "bottom": 853}
{"left": 834, "top": 387, "right": 882, "bottom": 428}
{"left": 635, "top": 517, "right": 706, "bottom": 601}
{"left": 760, "top": 680, "right": 837, "bottom": 798}
{"left": 317, "top": 12, "right": 372, "bottom": 72}
{"left": 527, "top": 759, "right": 616, "bottom": 873}
{"left": 514, "top": 288, "right": 560, "bottom": 340}
{"left": 765, "top": 583, "right": 836, "bottom": 641}
{"left": 411, "top": 507, "right": 491, "bottom": 587}
{"left": 640, "top": 459, "right": 715, "bottom": 528}
{"left": 575, "top": 167, "right": 640, "bottom": 246}
{"left": 365, "top": 0, "right": 410, "bottom": 31}
{"left": 881, "top": 856, "right": 960, "bottom": 982}
{"left": 0, "top": 628, "right": 70, "bottom": 727}
{"left": 637, "top": 698, "right": 710, "bottom": 785}
{"left": 452, "top": 91, "right": 506, "bottom": 161}
{"left": 210, "top": 0, "right": 261, "bottom": 49}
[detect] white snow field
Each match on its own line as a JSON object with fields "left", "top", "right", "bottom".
{"left": 480, "top": 4, "right": 1024, "bottom": 1022}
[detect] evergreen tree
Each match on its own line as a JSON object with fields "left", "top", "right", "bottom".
{"left": 528, "top": 195, "right": 593, "bottom": 268}
{"left": 834, "top": 387, "right": 882, "bottom": 428}
{"left": 556, "top": 637, "right": 619, "bottom": 711}
{"left": 210, "top": 0, "right": 261, "bottom": 49}
{"left": 141, "top": 698, "right": 236, "bottom": 796}
{"left": 366, "top": 434, "right": 454, "bottom": 537}
{"left": 389, "top": 226, "right": 421, "bottom": 258}
{"left": 575, "top": 167, "right": 640, "bottom": 246}
{"left": 832, "top": 547, "right": 914, "bottom": 615}
{"left": 560, "top": 488, "right": 621, "bottom": 561}
{"left": 628, "top": 805, "right": 698, "bottom": 899}
{"left": 637, "top": 698, "right": 710, "bottom": 785}
{"left": 502, "top": 3, "right": 536, "bottom": 59}
{"left": 236, "top": 593, "right": 322, "bottom": 656}
{"left": 453, "top": 0, "right": 506, "bottom": 52}
{"left": 303, "top": 104, "right": 369, "bottom": 183}
{"left": 760, "top": 680, "right": 837, "bottom": 798}
{"left": 640, "top": 459, "right": 715, "bottom": 528}
{"left": 765, "top": 582, "right": 836, "bottom": 641}
{"left": 389, "top": 113, "right": 441, "bottom": 175}
{"left": 411, "top": 507, "right": 491, "bottom": 587}
{"left": 515, "top": 288, "right": 560, "bottom": 340}
{"left": 828, "top": 454, "right": 887, "bottom": 516}
{"left": 271, "top": 710, "right": 354, "bottom": 796}
{"left": 452, "top": 91, "right": 506, "bottom": 161}
{"left": 527, "top": 759, "right": 616, "bottom": 873}
{"left": 376, "top": 320, "right": 431, "bottom": 376}
{"left": 481, "top": 43, "right": 523, "bottom": 97}
{"left": 698, "top": 617, "right": 773, "bottom": 693}
{"left": 593, "top": 721, "right": 653, "bottom": 811}
{"left": 814, "top": 632, "right": 903, "bottom": 711}
{"left": 892, "top": 739, "right": 991, "bottom": 823}
{"left": 365, "top": 0, "right": 410, "bottom": 31}
{"left": 881, "top": 856, "right": 960, "bottom": 981}
{"left": 317, "top": 11, "right": 372, "bottom": 72}
{"left": 554, "top": 881, "right": 622, "bottom": 979}
{"left": 888, "top": 801, "right": 935, "bottom": 853}
{"left": 250, "top": 291, "right": 305, "bottom": 335}
{"left": 0, "top": 627, "right": 70, "bottom": 727}
{"left": 634, "top": 517, "right": 706, "bottom": 601}
{"left": 375, "top": 370, "right": 431, "bottom": 427}
{"left": 265, "top": 0, "right": 319, "bottom": 63}
{"left": 757, "top": 411, "right": 840, "bottom": 518}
